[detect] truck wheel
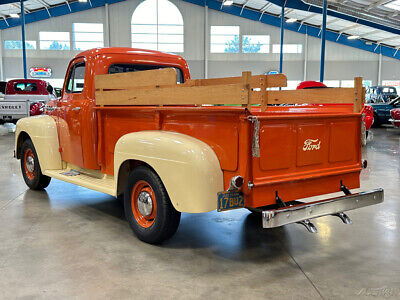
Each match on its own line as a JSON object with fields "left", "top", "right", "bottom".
{"left": 124, "top": 166, "right": 181, "bottom": 244}
{"left": 20, "top": 139, "right": 51, "bottom": 190}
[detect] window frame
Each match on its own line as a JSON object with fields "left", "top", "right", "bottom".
{"left": 65, "top": 62, "right": 86, "bottom": 94}
{"left": 73, "top": 23, "right": 104, "bottom": 51}
{"left": 39, "top": 31, "right": 70, "bottom": 51}
{"left": 210, "top": 25, "right": 240, "bottom": 54}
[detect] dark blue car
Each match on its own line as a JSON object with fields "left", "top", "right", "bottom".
{"left": 368, "top": 97, "right": 400, "bottom": 126}
{"left": 365, "top": 86, "right": 398, "bottom": 103}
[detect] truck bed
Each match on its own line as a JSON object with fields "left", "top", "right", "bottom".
{"left": 96, "top": 104, "right": 361, "bottom": 208}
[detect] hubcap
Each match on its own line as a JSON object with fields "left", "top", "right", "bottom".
{"left": 26, "top": 156, "right": 34, "bottom": 173}
{"left": 137, "top": 191, "right": 153, "bottom": 217}
{"left": 131, "top": 180, "right": 158, "bottom": 228}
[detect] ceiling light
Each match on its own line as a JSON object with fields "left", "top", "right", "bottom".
{"left": 348, "top": 35, "right": 360, "bottom": 40}
{"left": 222, "top": 0, "right": 233, "bottom": 6}
{"left": 79, "top": 0, "right": 88, "bottom": 2}
{"left": 9, "top": 13, "right": 19, "bottom": 18}
{"left": 286, "top": 18, "right": 297, "bottom": 23}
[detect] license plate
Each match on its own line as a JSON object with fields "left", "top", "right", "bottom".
{"left": 217, "top": 190, "right": 245, "bottom": 212}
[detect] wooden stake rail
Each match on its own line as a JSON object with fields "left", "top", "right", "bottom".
{"left": 95, "top": 68, "right": 364, "bottom": 113}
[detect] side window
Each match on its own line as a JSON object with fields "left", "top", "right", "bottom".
{"left": 65, "top": 62, "right": 86, "bottom": 93}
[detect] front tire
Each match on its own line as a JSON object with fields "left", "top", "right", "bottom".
{"left": 124, "top": 166, "right": 181, "bottom": 244}
{"left": 20, "top": 139, "right": 51, "bottom": 190}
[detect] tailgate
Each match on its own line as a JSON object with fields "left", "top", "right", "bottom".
{"left": 0, "top": 100, "right": 29, "bottom": 117}
{"left": 248, "top": 112, "right": 362, "bottom": 208}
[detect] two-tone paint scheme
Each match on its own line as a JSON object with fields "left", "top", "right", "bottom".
{"left": 15, "top": 48, "right": 383, "bottom": 243}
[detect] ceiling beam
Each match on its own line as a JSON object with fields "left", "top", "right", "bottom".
{"left": 240, "top": 0, "right": 250, "bottom": 15}
{"left": 300, "top": 13, "right": 317, "bottom": 22}
{"left": 377, "top": 35, "right": 400, "bottom": 43}
{"left": 339, "top": 23, "right": 362, "bottom": 33}
{"left": 11, "top": 3, "right": 30, "bottom": 14}
{"left": 359, "top": 29, "right": 382, "bottom": 37}
{"left": 366, "top": 0, "right": 393, "bottom": 10}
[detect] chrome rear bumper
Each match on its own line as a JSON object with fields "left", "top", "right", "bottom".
{"left": 262, "top": 188, "right": 384, "bottom": 228}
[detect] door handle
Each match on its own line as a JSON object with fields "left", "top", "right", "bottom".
{"left": 71, "top": 107, "right": 81, "bottom": 111}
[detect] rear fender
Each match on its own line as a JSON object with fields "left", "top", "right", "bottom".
{"left": 114, "top": 131, "right": 224, "bottom": 213}
{"left": 15, "top": 115, "right": 62, "bottom": 171}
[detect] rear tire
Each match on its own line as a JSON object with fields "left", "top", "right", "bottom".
{"left": 20, "top": 139, "right": 51, "bottom": 190}
{"left": 124, "top": 166, "right": 181, "bottom": 244}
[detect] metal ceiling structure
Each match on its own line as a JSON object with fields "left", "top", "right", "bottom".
{"left": 215, "top": 0, "right": 400, "bottom": 48}
{"left": 182, "top": 0, "right": 400, "bottom": 60}
{"left": 0, "top": 0, "right": 399, "bottom": 61}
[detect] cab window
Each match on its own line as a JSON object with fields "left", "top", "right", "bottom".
{"left": 108, "top": 64, "right": 184, "bottom": 83}
{"left": 65, "top": 62, "right": 86, "bottom": 93}
{"left": 14, "top": 82, "right": 37, "bottom": 92}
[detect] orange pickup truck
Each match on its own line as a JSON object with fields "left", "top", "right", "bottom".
{"left": 14, "top": 47, "right": 383, "bottom": 244}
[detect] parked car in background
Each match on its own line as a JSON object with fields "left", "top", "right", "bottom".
{"left": 368, "top": 97, "right": 400, "bottom": 126}
{"left": 0, "top": 79, "right": 55, "bottom": 123}
{"left": 389, "top": 108, "right": 400, "bottom": 128}
{"left": 363, "top": 105, "right": 374, "bottom": 136}
{"left": 366, "top": 86, "right": 398, "bottom": 104}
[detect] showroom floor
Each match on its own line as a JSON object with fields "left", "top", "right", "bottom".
{"left": 0, "top": 128, "right": 399, "bottom": 299}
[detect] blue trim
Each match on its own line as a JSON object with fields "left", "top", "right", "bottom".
{"left": 20, "top": 0, "right": 27, "bottom": 79}
{"left": 320, "top": 0, "right": 327, "bottom": 82}
{"left": 184, "top": 0, "right": 400, "bottom": 60}
{"left": 0, "top": 0, "right": 126, "bottom": 29}
{"left": 279, "top": 0, "right": 285, "bottom": 73}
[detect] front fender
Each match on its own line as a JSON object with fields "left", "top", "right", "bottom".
{"left": 114, "top": 131, "right": 224, "bottom": 213}
{"left": 15, "top": 115, "right": 62, "bottom": 171}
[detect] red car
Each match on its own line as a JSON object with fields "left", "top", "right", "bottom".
{"left": 390, "top": 108, "right": 400, "bottom": 128}
{"left": 362, "top": 105, "right": 374, "bottom": 137}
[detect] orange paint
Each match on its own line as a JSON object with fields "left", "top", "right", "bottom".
{"left": 48, "top": 48, "right": 362, "bottom": 209}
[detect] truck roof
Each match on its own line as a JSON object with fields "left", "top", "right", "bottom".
{"left": 75, "top": 47, "right": 187, "bottom": 62}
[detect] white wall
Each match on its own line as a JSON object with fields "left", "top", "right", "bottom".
{"left": 0, "top": 0, "right": 399, "bottom": 86}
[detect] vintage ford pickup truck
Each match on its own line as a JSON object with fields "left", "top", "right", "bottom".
{"left": 14, "top": 48, "right": 383, "bottom": 244}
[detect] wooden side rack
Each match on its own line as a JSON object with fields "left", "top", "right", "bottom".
{"left": 95, "top": 68, "right": 364, "bottom": 113}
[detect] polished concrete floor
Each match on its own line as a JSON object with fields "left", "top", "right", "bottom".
{"left": 0, "top": 128, "right": 399, "bottom": 299}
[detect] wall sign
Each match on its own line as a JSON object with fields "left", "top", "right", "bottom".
{"left": 29, "top": 67, "right": 52, "bottom": 78}
{"left": 267, "top": 70, "right": 279, "bottom": 75}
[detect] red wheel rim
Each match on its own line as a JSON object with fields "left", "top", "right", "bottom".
{"left": 131, "top": 180, "right": 157, "bottom": 228}
{"left": 24, "top": 148, "right": 35, "bottom": 180}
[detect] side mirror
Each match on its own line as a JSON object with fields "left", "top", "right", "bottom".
{"left": 46, "top": 84, "right": 54, "bottom": 94}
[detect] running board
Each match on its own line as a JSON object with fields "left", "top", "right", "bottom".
{"left": 44, "top": 169, "right": 116, "bottom": 196}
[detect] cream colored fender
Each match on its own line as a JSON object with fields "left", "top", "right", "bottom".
{"left": 114, "top": 131, "right": 224, "bottom": 213}
{"left": 15, "top": 115, "right": 62, "bottom": 171}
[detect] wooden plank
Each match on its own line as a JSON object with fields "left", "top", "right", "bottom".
{"left": 261, "top": 88, "right": 355, "bottom": 107}
{"left": 242, "top": 71, "right": 251, "bottom": 108}
{"left": 185, "top": 73, "right": 287, "bottom": 88}
{"left": 95, "top": 84, "right": 249, "bottom": 106}
{"left": 95, "top": 68, "right": 177, "bottom": 90}
{"left": 353, "top": 77, "right": 363, "bottom": 113}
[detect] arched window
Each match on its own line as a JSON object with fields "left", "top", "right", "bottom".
{"left": 131, "top": 0, "right": 184, "bottom": 53}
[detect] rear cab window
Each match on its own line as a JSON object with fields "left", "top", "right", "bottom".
{"left": 108, "top": 64, "right": 184, "bottom": 84}
{"left": 14, "top": 82, "right": 38, "bottom": 92}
